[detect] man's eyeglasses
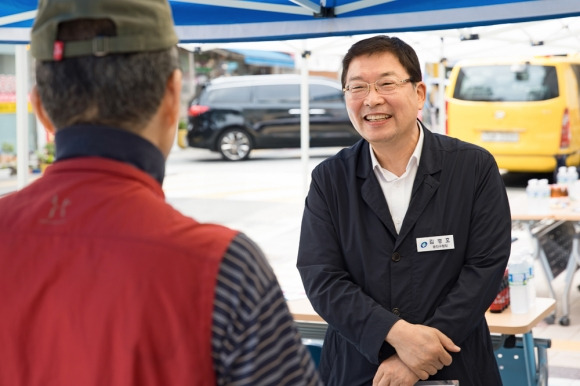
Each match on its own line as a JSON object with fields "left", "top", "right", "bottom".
{"left": 343, "top": 77, "right": 413, "bottom": 99}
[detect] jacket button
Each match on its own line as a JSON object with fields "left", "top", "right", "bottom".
{"left": 392, "top": 252, "right": 401, "bottom": 262}
{"left": 392, "top": 308, "right": 401, "bottom": 316}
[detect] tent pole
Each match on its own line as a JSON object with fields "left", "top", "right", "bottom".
{"left": 437, "top": 38, "right": 446, "bottom": 135}
{"left": 15, "top": 44, "right": 29, "bottom": 189}
{"left": 188, "top": 50, "right": 196, "bottom": 96}
{"left": 300, "top": 43, "right": 311, "bottom": 198}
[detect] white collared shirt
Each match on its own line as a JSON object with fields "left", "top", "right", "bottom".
{"left": 370, "top": 123, "right": 424, "bottom": 234}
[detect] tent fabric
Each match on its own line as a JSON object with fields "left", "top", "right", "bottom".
{"left": 227, "top": 48, "right": 294, "bottom": 68}
{"left": 1, "top": 0, "right": 580, "bottom": 44}
{"left": 172, "top": 0, "right": 580, "bottom": 43}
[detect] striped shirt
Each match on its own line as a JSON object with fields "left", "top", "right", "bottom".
{"left": 212, "top": 233, "right": 322, "bottom": 386}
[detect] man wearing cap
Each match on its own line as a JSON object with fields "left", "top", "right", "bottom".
{"left": 0, "top": 1, "right": 321, "bottom": 385}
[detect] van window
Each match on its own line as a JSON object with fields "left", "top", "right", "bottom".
{"left": 310, "top": 84, "right": 343, "bottom": 102}
{"left": 571, "top": 65, "right": 580, "bottom": 102}
{"left": 255, "top": 84, "right": 300, "bottom": 103}
{"left": 453, "top": 65, "right": 559, "bottom": 102}
{"left": 203, "top": 86, "right": 251, "bottom": 104}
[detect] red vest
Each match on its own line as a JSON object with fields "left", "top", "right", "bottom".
{"left": 0, "top": 158, "right": 237, "bottom": 385}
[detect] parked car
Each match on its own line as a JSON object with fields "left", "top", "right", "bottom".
{"left": 186, "top": 74, "right": 360, "bottom": 161}
{"left": 446, "top": 54, "right": 580, "bottom": 174}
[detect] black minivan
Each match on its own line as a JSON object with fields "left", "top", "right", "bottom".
{"left": 186, "top": 74, "right": 360, "bottom": 161}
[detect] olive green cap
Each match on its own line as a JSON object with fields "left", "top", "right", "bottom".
{"left": 30, "top": 0, "right": 178, "bottom": 61}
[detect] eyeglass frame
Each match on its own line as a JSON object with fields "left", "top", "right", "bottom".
{"left": 342, "top": 77, "right": 414, "bottom": 99}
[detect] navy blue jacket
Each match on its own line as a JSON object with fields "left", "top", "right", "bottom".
{"left": 297, "top": 124, "right": 511, "bottom": 385}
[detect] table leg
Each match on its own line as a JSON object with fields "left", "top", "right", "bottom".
{"left": 522, "top": 332, "right": 537, "bottom": 386}
{"left": 537, "top": 242, "right": 556, "bottom": 299}
{"left": 524, "top": 221, "right": 557, "bottom": 323}
{"left": 559, "top": 224, "right": 580, "bottom": 326}
{"left": 536, "top": 340, "right": 549, "bottom": 386}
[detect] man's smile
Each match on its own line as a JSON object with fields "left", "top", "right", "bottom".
{"left": 364, "top": 113, "right": 392, "bottom": 122}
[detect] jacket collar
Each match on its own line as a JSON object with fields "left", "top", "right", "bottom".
{"left": 356, "top": 121, "right": 443, "bottom": 244}
{"left": 54, "top": 124, "right": 166, "bottom": 185}
{"left": 355, "top": 120, "right": 442, "bottom": 179}
{"left": 413, "top": 120, "right": 443, "bottom": 195}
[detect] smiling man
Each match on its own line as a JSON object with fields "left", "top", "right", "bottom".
{"left": 297, "top": 35, "right": 512, "bottom": 386}
{"left": 0, "top": 0, "right": 322, "bottom": 385}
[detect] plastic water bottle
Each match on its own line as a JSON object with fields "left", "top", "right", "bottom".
{"left": 521, "top": 250, "right": 536, "bottom": 309}
{"left": 526, "top": 179, "right": 539, "bottom": 213}
{"left": 508, "top": 258, "right": 529, "bottom": 314}
{"left": 573, "top": 180, "right": 580, "bottom": 202}
{"left": 567, "top": 166, "right": 579, "bottom": 200}
{"left": 568, "top": 166, "right": 578, "bottom": 183}
{"left": 538, "top": 179, "right": 551, "bottom": 213}
{"left": 557, "top": 166, "right": 568, "bottom": 185}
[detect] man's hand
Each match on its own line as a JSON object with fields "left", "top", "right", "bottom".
{"left": 373, "top": 355, "right": 419, "bottom": 386}
{"left": 385, "top": 320, "right": 461, "bottom": 380}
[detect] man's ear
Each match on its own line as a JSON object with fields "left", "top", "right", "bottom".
{"left": 30, "top": 86, "right": 56, "bottom": 136}
{"left": 415, "top": 81, "right": 427, "bottom": 110}
{"left": 161, "top": 69, "right": 182, "bottom": 129}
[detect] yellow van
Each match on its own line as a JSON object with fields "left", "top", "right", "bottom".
{"left": 445, "top": 54, "right": 580, "bottom": 173}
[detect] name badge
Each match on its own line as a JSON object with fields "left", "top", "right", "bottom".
{"left": 416, "top": 235, "right": 455, "bottom": 252}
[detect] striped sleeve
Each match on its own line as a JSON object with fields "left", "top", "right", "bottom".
{"left": 212, "top": 233, "right": 322, "bottom": 386}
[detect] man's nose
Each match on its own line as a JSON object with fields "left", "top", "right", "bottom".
{"left": 364, "top": 84, "right": 385, "bottom": 105}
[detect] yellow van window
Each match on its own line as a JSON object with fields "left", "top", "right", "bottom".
{"left": 453, "top": 65, "right": 559, "bottom": 102}
{"left": 572, "top": 65, "right": 580, "bottom": 99}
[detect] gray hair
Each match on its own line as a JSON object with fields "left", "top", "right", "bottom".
{"left": 35, "top": 47, "right": 179, "bottom": 132}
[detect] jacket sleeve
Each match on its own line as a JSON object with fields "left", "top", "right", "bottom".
{"left": 297, "top": 166, "right": 398, "bottom": 365}
{"left": 424, "top": 151, "right": 511, "bottom": 344}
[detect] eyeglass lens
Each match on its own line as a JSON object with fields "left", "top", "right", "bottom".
{"left": 346, "top": 77, "right": 408, "bottom": 98}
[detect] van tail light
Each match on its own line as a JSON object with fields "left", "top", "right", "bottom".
{"left": 560, "top": 108, "right": 570, "bottom": 149}
{"left": 445, "top": 100, "right": 449, "bottom": 135}
{"left": 188, "top": 105, "right": 210, "bottom": 117}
